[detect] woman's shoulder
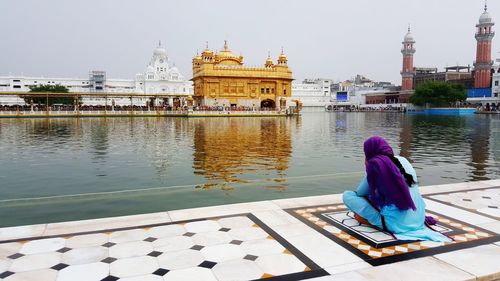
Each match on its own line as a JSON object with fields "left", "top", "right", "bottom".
{"left": 395, "top": 156, "right": 414, "bottom": 169}
{"left": 395, "top": 155, "right": 418, "bottom": 183}
{"left": 395, "top": 155, "right": 410, "bottom": 165}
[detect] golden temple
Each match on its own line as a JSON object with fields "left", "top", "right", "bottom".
{"left": 191, "top": 41, "right": 293, "bottom": 109}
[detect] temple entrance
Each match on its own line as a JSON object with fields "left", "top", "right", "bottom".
{"left": 260, "top": 99, "right": 275, "bottom": 109}
{"left": 173, "top": 98, "right": 181, "bottom": 109}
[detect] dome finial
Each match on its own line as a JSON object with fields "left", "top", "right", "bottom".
{"left": 281, "top": 46, "right": 284, "bottom": 54}
{"left": 408, "top": 23, "right": 411, "bottom": 33}
{"left": 205, "top": 41, "right": 209, "bottom": 49}
{"left": 224, "top": 40, "right": 228, "bottom": 51}
{"left": 159, "top": 40, "right": 162, "bottom": 47}
{"left": 485, "top": 0, "right": 488, "bottom": 12}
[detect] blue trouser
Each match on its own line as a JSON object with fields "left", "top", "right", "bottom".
{"left": 342, "top": 191, "right": 383, "bottom": 229}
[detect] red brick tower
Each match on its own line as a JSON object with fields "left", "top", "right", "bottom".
{"left": 401, "top": 26, "right": 416, "bottom": 91}
{"left": 474, "top": 3, "right": 495, "bottom": 88}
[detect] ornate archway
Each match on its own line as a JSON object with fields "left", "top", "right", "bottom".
{"left": 260, "top": 99, "right": 275, "bottom": 109}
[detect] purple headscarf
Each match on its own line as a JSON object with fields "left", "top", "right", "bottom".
{"left": 364, "top": 136, "right": 416, "bottom": 211}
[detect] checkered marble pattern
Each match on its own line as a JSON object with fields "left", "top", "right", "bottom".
{"left": 427, "top": 187, "right": 500, "bottom": 219}
{"left": 0, "top": 215, "right": 318, "bottom": 281}
{"left": 288, "top": 204, "right": 499, "bottom": 266}
{"left": 322, "top": 211, "right": 455, "bottom": 248}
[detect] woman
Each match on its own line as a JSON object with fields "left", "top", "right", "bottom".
{"left": 342, "top": 136, "right": 450, "bottom": 242}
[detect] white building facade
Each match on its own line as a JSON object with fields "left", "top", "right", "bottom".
{"left": 492, "top": 58, "right": 500, "bottom": 99}
{"left": 0, "top": 43, "right": 193, "bottom": 106}
{"left": 291, "top": 78, "right": 332, "bottom": 108}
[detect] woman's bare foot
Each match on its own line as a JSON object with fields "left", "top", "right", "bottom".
{"left": 354, "top": 213, "right": 371, "bottom": 225}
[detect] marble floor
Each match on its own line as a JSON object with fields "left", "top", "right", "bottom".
{"left": 425, "top": 186, "right": 500, "bottom": 219}
{"left": 1, "top": 180, "right": 500, "bottom": 281}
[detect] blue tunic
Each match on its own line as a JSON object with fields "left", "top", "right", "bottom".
{"left": 343, "top": 156, "right": 451, "bottom": 242}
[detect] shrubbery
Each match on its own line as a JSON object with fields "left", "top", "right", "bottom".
{"left": 410, "top": 81, "right": 467, "bottom": 107}
{"left": 23, "top": 85, "right": 78, "bottom": 105}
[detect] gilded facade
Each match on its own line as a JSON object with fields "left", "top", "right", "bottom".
{"left": 191, "top": 41, "right": 293, "bottom": 109}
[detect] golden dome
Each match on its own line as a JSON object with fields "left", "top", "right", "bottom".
{"left": 265, "top": 52, "right": 273, "bottom": 67}
{"left": 202, "top": 48, "right": 213, "bottom": 55}
{"left": 215, "top": 41, "right": 243, "bottom": 65}
{"left": 201, "top": 41, "right": 214, "bottom": 56}
{"left": 278, "top": 47, "right": 287, "bottom": 59}
{"left": 216, "top": 40, "right": 238, "bottom": 58}
{"left": 277, "top": 48, "right": 288, "bottom": 65}
{"left": 217, "top": 50, "right": 237, "bottom": 58}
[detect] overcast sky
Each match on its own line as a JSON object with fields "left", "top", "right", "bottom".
{"left": 1, "top": 0, "right": 498, "bottom": 84}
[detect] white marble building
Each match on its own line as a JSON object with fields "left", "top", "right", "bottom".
{"left": 0, "top": 43, "right": 193, "bottom": 106}
{"left": 291, "top": 78, "right": 332, "bottom": 108}
{"left": 492, "top": 58, "right": 500, "bottom": 100}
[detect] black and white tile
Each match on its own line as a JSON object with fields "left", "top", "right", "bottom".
{"left": 0, "top": 214, "right": 327, "bottom": 281}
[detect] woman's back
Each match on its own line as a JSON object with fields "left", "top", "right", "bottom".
{"left": 380, "top": 156, "right": 450, "bottom": 242}
{"left": 381, "top": 156, "right": 426, "bottom": 233}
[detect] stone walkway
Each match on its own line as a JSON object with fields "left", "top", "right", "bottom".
{"left": 1, "top": 180, "right": 499, "bottom": 281}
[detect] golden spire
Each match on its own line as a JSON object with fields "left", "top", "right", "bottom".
{"left": 277, "top": 47, "right": 288, "bottom": 65}
{"left": 265, "top": 51, "right": 273, "bottom": 67}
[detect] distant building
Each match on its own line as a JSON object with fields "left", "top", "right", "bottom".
{"left": 365, "top": 91, "right": 411, "bottom": 106}
{"left": 0, "top": 43, "right": 193, "bottom": 106}
{"left": 292, "top": 78, "right": 332, "bottom": 107}
{"left": 191, "top": 41, "right": 293, "bottom": 109}
{"left": 493, "top": 59, "right": 500, "bottom": 98}
{"left": 413, "top": 66, "right": 474, "bottom": 89}
{"left": 328, "top": 76, "right": 397, "bottom": 107}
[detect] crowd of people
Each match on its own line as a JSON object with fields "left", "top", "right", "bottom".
{"left": 326, "top": 105, "right": 406, "bottom": 112}
{"left": 0, "top": 104, "right": 279, "bottom": 112}
{"left": 0, "top": 104, "right": 175, "bottom": 112}
{"left": 326, "top": 102, "right": 500, "bottom": 113}
{"left": 192, "top": 105, "right": 275, "bottom": 111}
{"left": 477, "top": 102, "right": 500, "bottom": 112}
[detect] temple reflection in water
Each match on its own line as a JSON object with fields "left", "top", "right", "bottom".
{"left": 192, "top": 117, "right": 293, "bottom": 189}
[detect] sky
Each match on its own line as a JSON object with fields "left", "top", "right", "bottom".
{"left": 1, "top": 0, "right": 499, "bottom": 85}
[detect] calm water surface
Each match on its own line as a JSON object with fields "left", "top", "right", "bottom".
{"left": 1, "top": 112, "right": 499, "bottom": 227}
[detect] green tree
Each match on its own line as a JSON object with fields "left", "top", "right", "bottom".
{"left": 23, "top": 85, "right": 78, "bottom": 105}
{"left": 410, "top": 81, "right": 467, "bottom": 107}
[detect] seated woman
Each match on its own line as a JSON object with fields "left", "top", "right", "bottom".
{"left": 342, "top": 136, "right": 451, "bottom": 242}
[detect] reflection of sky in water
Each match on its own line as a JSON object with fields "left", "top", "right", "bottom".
{"left": 0, "top": 113, "right": 499, "bottom": 226}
